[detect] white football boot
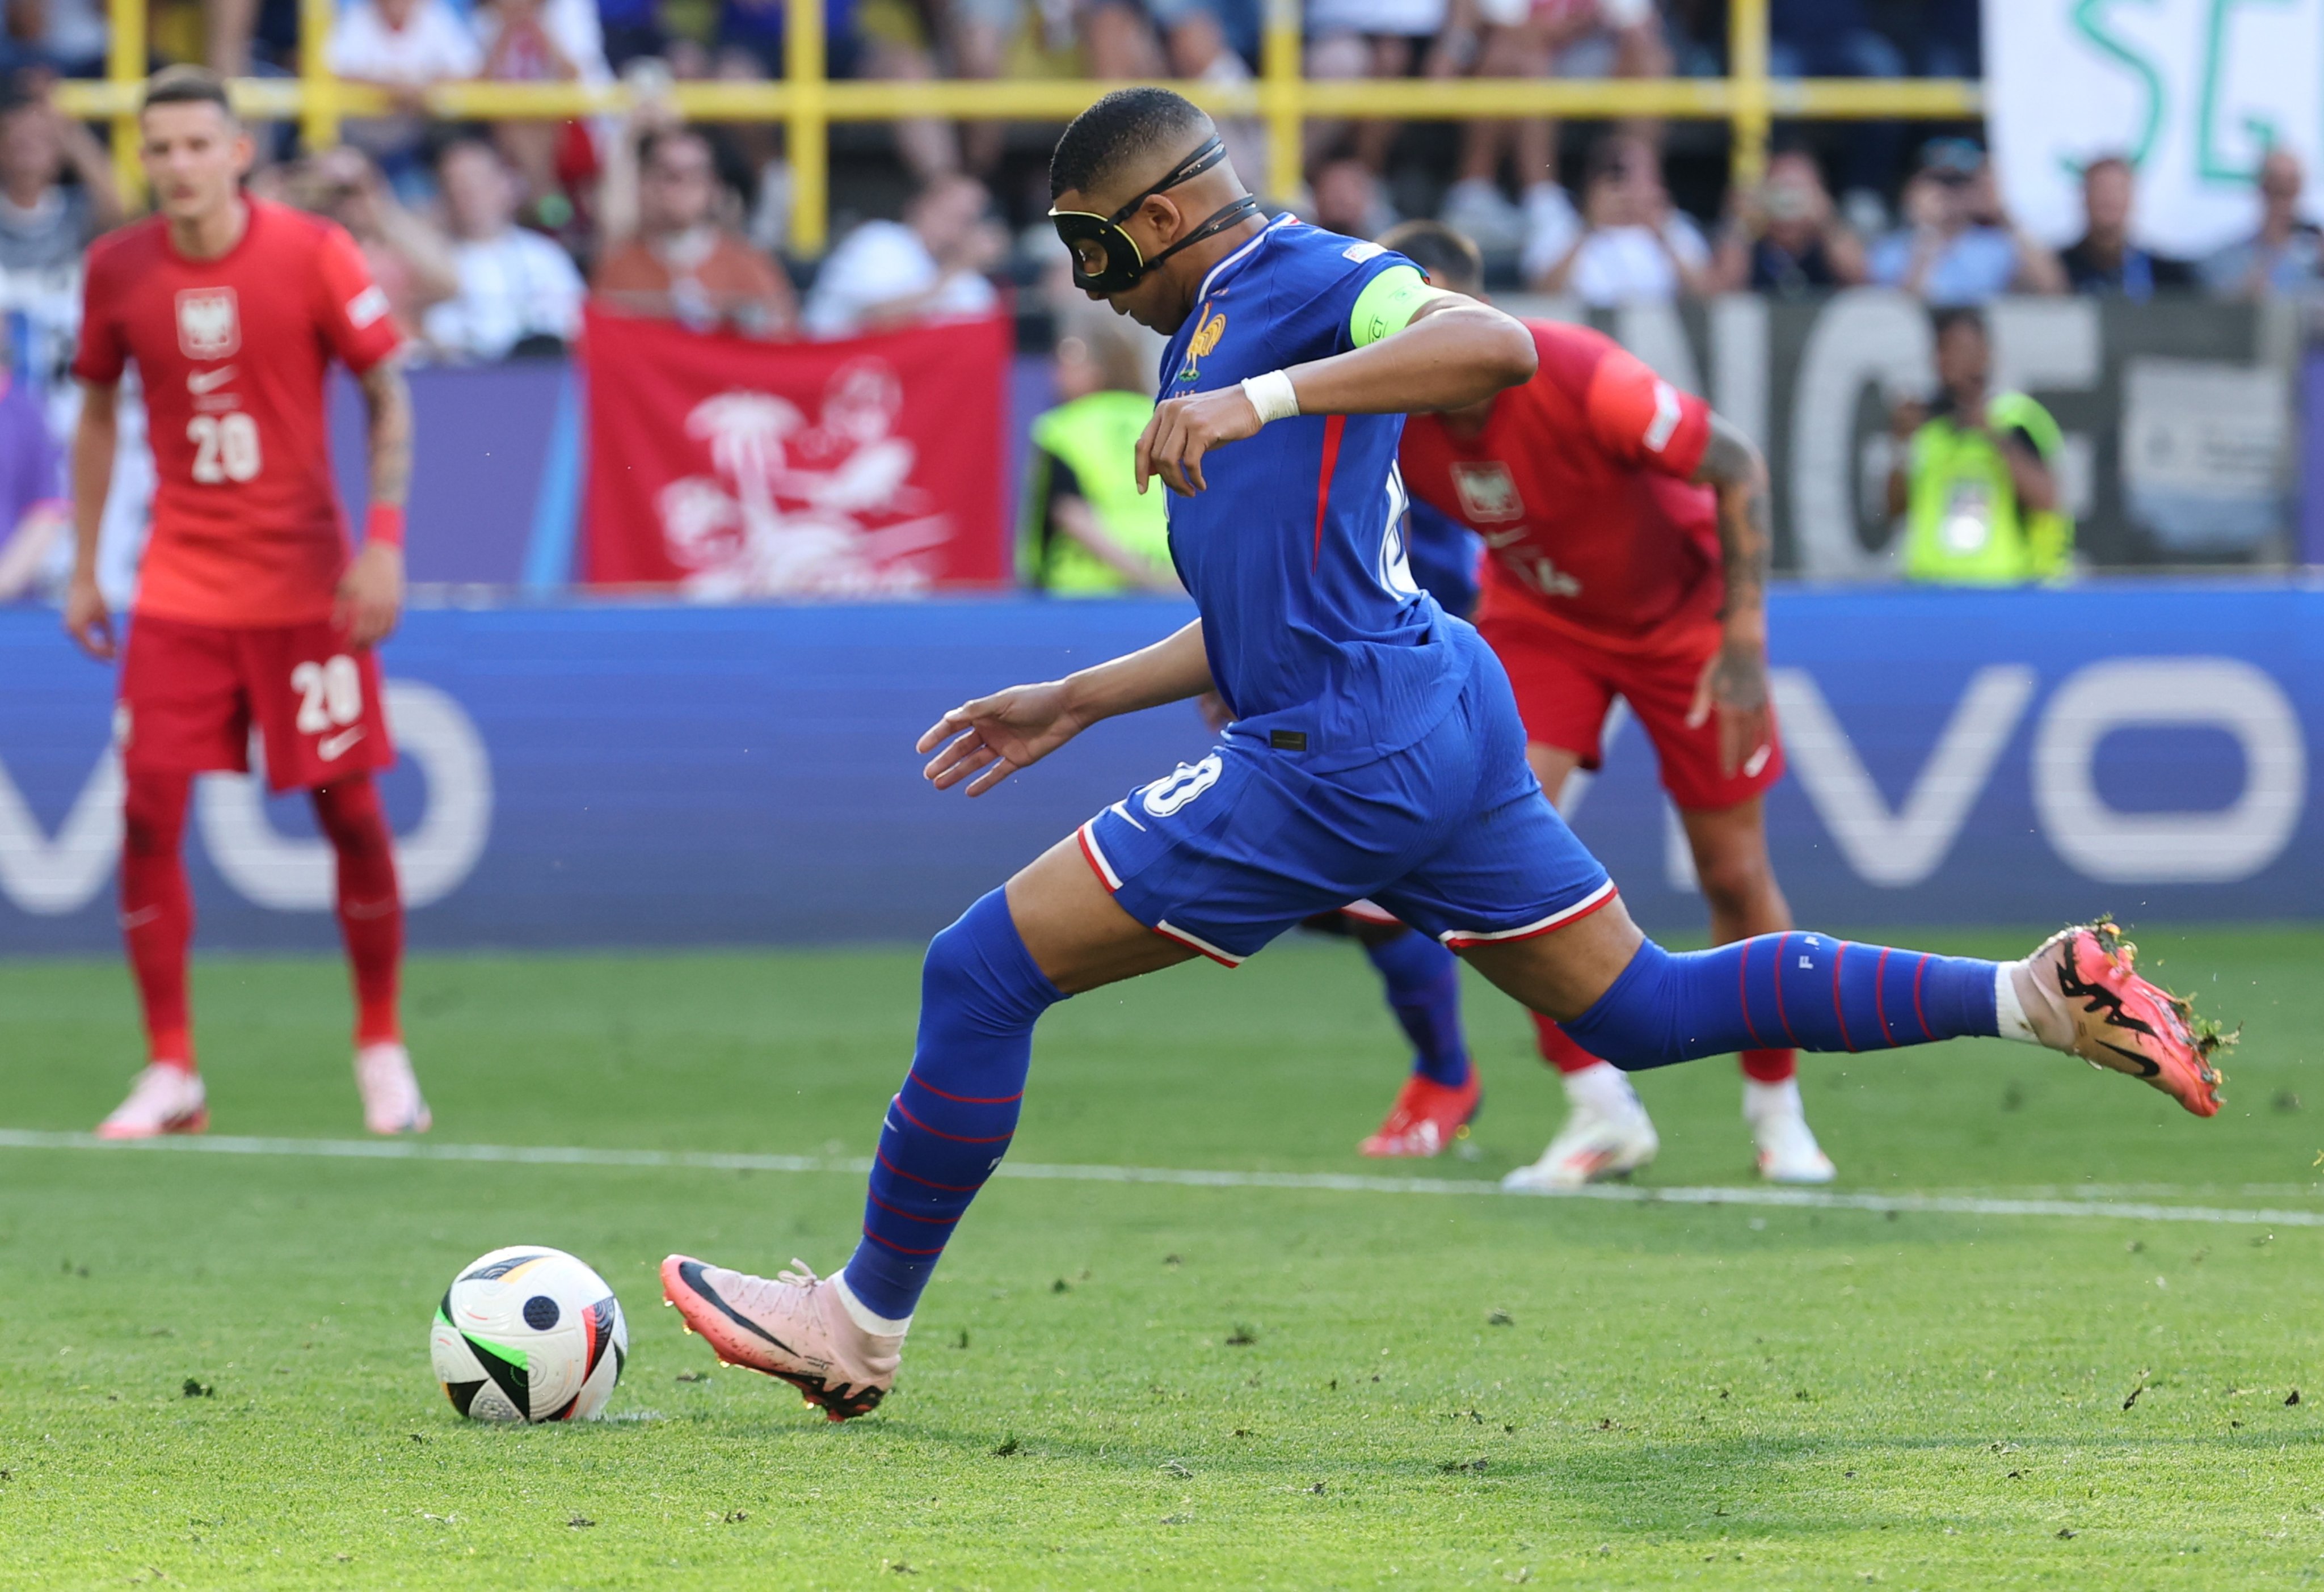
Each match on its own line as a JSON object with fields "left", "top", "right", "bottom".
{"left": 1501, "top": 1062, "right": 1660, "bottom": 1190}
{"left": 661, "top": 1256, "right": 901, "bottom": 1421}
{"left": 1744, "top": 1077, "right": 1837, "bottom": 1184}
{"left": 355, "top": 1042, "right": 432, "bottom": 1135}
{"left": 95, "top": 1064, "right": 208, "bottom": 1139}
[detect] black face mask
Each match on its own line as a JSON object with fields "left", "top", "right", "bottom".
{"left": 1050, "top": 136, "right": 1263, "bottom": 293}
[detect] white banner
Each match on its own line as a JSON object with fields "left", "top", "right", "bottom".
{"left": 1987, "top": 0, "right": 2324, "bottom": 258}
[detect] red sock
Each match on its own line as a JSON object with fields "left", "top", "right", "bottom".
{"left": 312, "top": 776, "right": 403, "bottom": 1047}
{"left": 120, "top": 769, "right": 196, "bottom": 1070}
{"left": 1741, "top": 1048, "right": 1797, "bottom": 1084}
{"left": 1531, "top": 1010, "right": 1610, "bottom": 1074}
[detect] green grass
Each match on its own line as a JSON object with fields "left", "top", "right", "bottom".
{"left": 1, "top": 926, "right": 2321, "bottom": 1589}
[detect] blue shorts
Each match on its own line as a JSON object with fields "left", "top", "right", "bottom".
{"left": 1076, "top": 633, "right": 1615, "bottom": 966}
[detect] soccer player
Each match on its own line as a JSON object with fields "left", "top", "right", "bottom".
{"left": 1370, "top": 218, "right": 1830, "bottom": 1187}
{"left": 661, "top": 89, "right": 2224, "bottom": 1422}
{"left": 63, "top": 67, "right": 428, "bottom": 1139}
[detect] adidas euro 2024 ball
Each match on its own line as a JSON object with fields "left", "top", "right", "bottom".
{"left": 431, "top": 1246, "right": 629, "bottom": 1422}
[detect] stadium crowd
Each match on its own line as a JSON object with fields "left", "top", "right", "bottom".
{"left": 0, "top": 2, "right": 2313, "bottom": 600}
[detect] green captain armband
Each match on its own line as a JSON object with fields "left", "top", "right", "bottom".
{"left": 1349, "top": 265, "right": 1453, "bottom": 348}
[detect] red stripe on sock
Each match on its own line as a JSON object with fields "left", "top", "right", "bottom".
{"left": 906, "top": 1072, "right": 1024, "bottom": 1107}
{"left": 1737, "top": 937, "right": 1765, "bottom": 1048}
{"left": 1912, "top": 954, "right": 1933, "bottom": 1041}
{"left": 875, "top": 1148, "right": 984, "bottom": 1194}
{"left": 860, "top": 1226, "right": 948, "bottom": 1257}
{"left": 866, "top": 1193, "right": 961, "bottom": 1228}
{"left": 1830, "top": 942, "right": 1855, "bottom": 1052}
{"left": 1770, "top": 932, "right": 1801, "bottom": 1048}
{"left": 1311, "top": 415, "right": 1346, "bottom": 573}
{"left": 893, "top": 1099, "right": 1016, "bottom": 1145}
{"left": 1873, "top": 946, "right": 1897, "bottom": 1046}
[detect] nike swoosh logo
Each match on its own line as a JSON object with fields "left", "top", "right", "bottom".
{"left": 186, "top": 365, "right": 236, "bottom": 394}
{"left": 318, "top": 727, "right": 366, "bottom": 760}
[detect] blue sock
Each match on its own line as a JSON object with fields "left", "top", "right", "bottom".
{"left": 843, "top": 889, "right": 1063, "bottom": 1321}
{"left": 1562, "top": 931, "right": 1999, "bottom": 1072}
{"left": 1362, "top": 930, "right": 1471, "bottom": 1088}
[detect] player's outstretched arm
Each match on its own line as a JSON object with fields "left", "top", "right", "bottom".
{"left": 1137, "top": 293, "right": 1535, "bottom": 496}
{"left": 919, "top": 619, "right": 1213, "bottom": 797}
{"left": 64, "top": 380, "right": 119, "bottom": 660}
{"left": 1685, "top": 411, "right": 1773, "bottom": 776}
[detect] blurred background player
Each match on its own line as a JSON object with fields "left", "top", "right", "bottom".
{"left": 1379, "top": 218, "right": 1834, "bottom": 1188}
{"left": 62, "top": 66, "right": 428, "bottom": 1140}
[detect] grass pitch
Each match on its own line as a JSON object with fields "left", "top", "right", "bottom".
{"left": 1, "top": 925, "right": 2321, "bottom": 1590}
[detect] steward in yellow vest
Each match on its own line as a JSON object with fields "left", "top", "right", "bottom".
{"left": 1021, "top": 328, "right": 1180, "bottom": 595}
{"left": 1887, "top": 307, "right": 2072, "bottom": 584}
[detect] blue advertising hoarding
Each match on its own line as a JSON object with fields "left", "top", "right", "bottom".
{"left": 2, "top": 584, "right": 2317, "bottom": 954}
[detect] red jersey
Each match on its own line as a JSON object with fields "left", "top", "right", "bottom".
{"left": 1399, "top": 320, "right": 1720, "bottom": 654}
{"left": 74, "top": 199, "right": 401, "bottom": 627}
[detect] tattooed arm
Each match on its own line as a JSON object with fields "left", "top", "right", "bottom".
{"left": 335, "top": 356, "right": 413, "bottom": 647}
{"left": 1686, "top": 410, "right": 1774, "bottom": 778}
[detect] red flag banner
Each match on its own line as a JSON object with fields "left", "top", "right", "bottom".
{"left": 580, "top": 306, "right": 1011, "bottom": 594}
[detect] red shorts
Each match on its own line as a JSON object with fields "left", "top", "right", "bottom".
{"left": 119, "top": 613, "right": 395, "bottom": 794}
{"left": 1479, "top": 613, "right": 1783, "bottom": 812}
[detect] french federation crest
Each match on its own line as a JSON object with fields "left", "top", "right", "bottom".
{"left": 1450, "top": 461, "right": 1523, "bottom": 523}
{"left": 175, "top": 288, "right": 239, "bottom": 360}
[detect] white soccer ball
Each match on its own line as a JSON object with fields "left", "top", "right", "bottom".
{"left": 430, "top": 1246, "right": 629, "bottom": 1422}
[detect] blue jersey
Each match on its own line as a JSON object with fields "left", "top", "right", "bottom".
{"left": 1158, "top": 216, "right": 1469, "bottom": 773}
{"left": 1403, "top": 497, "right": 1481, "bottom": 620}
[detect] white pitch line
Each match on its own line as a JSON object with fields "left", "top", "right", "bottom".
{"left": 0, "top": 1126, "right": 2318, "bottom": 1231}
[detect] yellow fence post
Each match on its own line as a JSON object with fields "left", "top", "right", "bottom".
{"left": 1728, "top": 0, "right": 1771, "bottom": 194}
{"left": 106, "top": 0, "right": 144, "bottom": 206}
{"left": 1261, "top": 0, "right": 1300, "bottom": 207}
{"left": 787, "top": 0, "right": 829, "bottom": 256}
{"left": 300, "top": 0, "right": 342, "bottom": 153}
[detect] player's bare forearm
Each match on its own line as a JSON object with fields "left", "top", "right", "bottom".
{"left": 360, "top": 357, "right": 414, "bottom": 508}
{"left": 1691, "top": 412, "right": 1770, "bottom": 634}
{"left": 919, "top": 622, "right": 1212, "bottom": 797}
{"left": 64, "top": 384, "right": 119, "bottom": 659}
{"left": 1289, "top": 298, "right": 1536, "bottom": 418}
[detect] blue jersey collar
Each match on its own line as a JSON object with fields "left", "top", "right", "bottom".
{"left": 1195, "top": 211, "right": 1296, "bottom": 302}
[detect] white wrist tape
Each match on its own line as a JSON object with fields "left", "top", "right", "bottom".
{"left": 1240, "top": 369, "right": 1300, "bottom": 426}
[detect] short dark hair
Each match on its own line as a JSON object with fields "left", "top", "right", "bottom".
{"left": 1050, "top": 87, "right": 1209, "bottom": 200}
{"left": 1375, "top": 220, "right": 1482, "bottom": 293}
{"left": 142, "top": 64, "right": 235, "bottom": 119}
{"left": 1931, "top": 305, "right": 1987, "bottom": 342}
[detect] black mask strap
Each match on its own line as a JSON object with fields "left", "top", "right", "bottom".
{"left": 1143, "top": 194, "right": 1265, "bottom": 275}
{"left": 1106, "top": 136, "right": 1230, "bottom": 224}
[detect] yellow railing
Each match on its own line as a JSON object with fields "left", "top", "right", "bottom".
{"left": 64, "top": 0, "right": 1981, "bottom": 255}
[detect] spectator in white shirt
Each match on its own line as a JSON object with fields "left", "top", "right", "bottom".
{"left": 422, "top": 140, "right": 586, "bottom": 361}
{"left": 803, "top": 174, "right": 1005, "bottom": 339}
{"left": 1529, "top": 132, "right": 1711, "bottom": 305}
{"left": 326, "top": 0, "right": 482, "bottom": 166}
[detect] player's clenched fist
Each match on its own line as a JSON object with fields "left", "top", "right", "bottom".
{"left": 1135, "top": 386, "right": 1262, "bottom": 498}
{"left": 917, "top": 681, "right": 1089, "bottom": 797}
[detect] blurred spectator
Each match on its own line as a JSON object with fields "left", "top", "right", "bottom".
{"left": 0, "top": 75, "right": 119, "bottom": 275}
{"left": 4, "top": 0, "right": 104, "bottom": 77}
{"left": 1303, "top": 0, "right": 1451, "bottom": 175}
{"left": 1022, "top": 317, "right": 1177, "bottom": 595}
{"left": 597, "top": 0, "right": 667, "bottom": 69}
{"left": 803, "top": 172, "right": 1001, "bottom": 338}
{"left": 1445, "top": 0, "right": 1668, "bottom": 260}
{"left": 708, "top": 0, "right": 959, "bottom": 187}
{"left": 1711, "top": 147, "right": 1864, "bottom": 295}
{"left": 423, "top": 140, "right": 586, "bottom": 361}
{"left": 1769, "top": 0, "right": 1905, "bottom": 202}
{"left": 946, "top": 0, "right": 1081, "bottom": 176}
{"left": 474, "top": 0, "right": 609, "bottom": 214}
{"left": 326, "top": 0, "right": 482, "bottom": 167}
{"left": 596, "top": 111, "right": 797, "bottom": 334}
{"left": 265, "top": 146, "right": 459, "bottom": 341}
{"left": 1310, "top": 157, "right": 1398, "bottom": 239}
{"left": 1868, "top": 139, "right": 2063, "bottom": 306}
{"left": 0, "top": 322, "right": 64, "bottom": 602}
{"left": 1081, "top": 0, "right": 1264, "bottom": 190}
{"left": 2059, "top": 155, "right": 2191, "bottom": 300}
{"left": 1886, "top": 308, "right": 2071, "bottom": 586}
{"left": 1529, "top": 133, "right": 1708, "bottom": 305}
{"left": 2200, "top": 148, "right": 2323, "bottom": 301}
